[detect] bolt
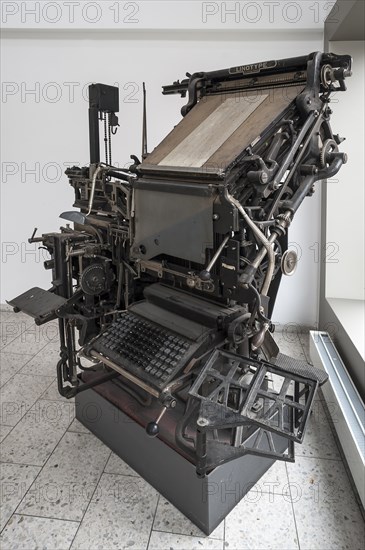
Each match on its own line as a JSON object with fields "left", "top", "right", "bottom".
{"left": 197, "top": 418, "right": 209, "bottom": 427}
{"left": 260, "top": 172, "right": 269, "bottom": 184}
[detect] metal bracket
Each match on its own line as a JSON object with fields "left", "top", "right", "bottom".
{"left": 189, "top": 348, "right": 319, "bottom": 475}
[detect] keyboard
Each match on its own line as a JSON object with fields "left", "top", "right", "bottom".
{"left": 91, "top": 311, "right": 196, "bottom": 391}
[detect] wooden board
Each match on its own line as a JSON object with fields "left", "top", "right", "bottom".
{"left": 158, "top": 95, "right": 268, "bottom": 168}
{"left": 144, "top": 85, "right": 304, "bottom": 173}
{"left": 205, "top": 85, "right": 304, "bottom": 170}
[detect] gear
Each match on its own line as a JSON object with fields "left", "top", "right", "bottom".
{"left": 81, "top": 264, "right": 109, "bottom": 296}
{"left": 320, "top": 139, "right": 338, "bottom": 168}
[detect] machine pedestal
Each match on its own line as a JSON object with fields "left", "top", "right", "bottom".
{"left": 75, "top": 387, "right": 287, "bottom": 535}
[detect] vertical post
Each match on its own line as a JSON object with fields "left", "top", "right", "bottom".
{"left": 142, "top": 82, "right": 148, "bottom": 160}
{"left": 196, "top": 428, "right": 207, "bottom": 477}
{"left": 89, "top": 106, "right": 100, "bottom": 164}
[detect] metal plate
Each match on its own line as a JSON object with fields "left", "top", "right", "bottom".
{"left": 131, "top": 188, "right": 214, "bottom": 264}
{"left": 7, "top": 287, "right": 66, "bottom": 320}
{"left": 273, "top": 352, "right": 328, "bottom": 386}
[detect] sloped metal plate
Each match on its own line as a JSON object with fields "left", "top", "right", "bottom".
{"left": 7, "top": 287, "right": 66, "bottom": 321}
{"left": 273, "top": 352, "right": 328, "bottom": 386}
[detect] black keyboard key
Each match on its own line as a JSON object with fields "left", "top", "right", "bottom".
{"left": 92, "top": 311, "right": 194, "bottom": 390}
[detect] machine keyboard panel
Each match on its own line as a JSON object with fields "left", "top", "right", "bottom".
{"left": 91, "top": 311, "right": 194, "bottom": 390}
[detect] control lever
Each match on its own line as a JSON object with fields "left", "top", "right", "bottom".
{"left": 28, "top": 228, "right": 43, "bottom": 244}
{"left": 146, "top": 395, "right": 176, "bottom": 437}
{"left": 199, "top": 233, "right": 230, "bottom": 281}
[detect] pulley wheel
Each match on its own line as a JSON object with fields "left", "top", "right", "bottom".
{"left": 281, "top": 250, "right": 298, "bottom": 276}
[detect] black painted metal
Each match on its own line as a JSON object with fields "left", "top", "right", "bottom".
{"left": 7, "top": 287, "right": 67, "bottom": 325}
{"left": 88, "top": 83, "right": 119, "bottom": 165}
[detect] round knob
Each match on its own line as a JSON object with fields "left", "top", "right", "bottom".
{"left": 146, "top": 421, "right": 159, "bottom": 437}
{"left": 199, "top": 269, "right": 211, "bottom": 281}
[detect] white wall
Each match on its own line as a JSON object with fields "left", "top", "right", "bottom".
{"left": 326, "top": 40, "right": 365, "bottom": 301}
{"left": 1, "top": 29, "right": 323, "bottom": 326}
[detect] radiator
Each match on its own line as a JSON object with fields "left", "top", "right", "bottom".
{"left": 310, "top": 331, "right": 364, "bottom": 509}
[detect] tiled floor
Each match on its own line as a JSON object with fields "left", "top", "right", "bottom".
{"left": 0, "top": 310, "right": 364, "bottom": 550}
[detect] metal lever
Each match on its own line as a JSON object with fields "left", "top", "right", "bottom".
{"left": 146, "top": 407, "right": 168, "bottom": 437}
{"left": 146, "top": 395, "right": 177, "bottom": 437}
{"left": 199, "top": 233, "right": 230, "bottom": 281}
{"left": 28, "top": 228, "right": 43, "bottom": 244}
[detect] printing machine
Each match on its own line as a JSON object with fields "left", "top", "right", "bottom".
{"left": 9, "top": 51, "right": 352, "bottom": 533}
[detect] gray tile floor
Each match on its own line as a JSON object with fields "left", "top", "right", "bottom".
{"left": 0, "top": 310, "right": 364, "bottom": 550}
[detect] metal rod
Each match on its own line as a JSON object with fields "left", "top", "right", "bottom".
{"left": 116, "top": 262, "right": 123, "bottom": 308}
{"left": 156, "top": 407, "right": 167, "bottom": 424}
{"left": 269, "top": 111, "right": 316, "bottom": 192}
{"left": 267, "top": 105, "right": 326, "bottom": 220}
{"left": 90, "top": 351, "right": 160, "bottom": 398}
{"left": 75, "top": 371, "right": 119, "bottom": 394}
{"left": 206, "top": 233, "right": 231, "bottom": 272}
{"left": 225, "top": 191, "right": 275, "bottom": 296}
{"left": 142, "top": 82, "right": 148, "bottom": 159}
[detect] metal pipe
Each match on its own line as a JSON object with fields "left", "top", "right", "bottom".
{"left": 252, "top": 232, "right": 278, "bottom": 270}
{"left": 86, "top": 165, "right": 104, "bottom": 216}
{"left": 225, "top": 191, "right": 275, "bottom": 296}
